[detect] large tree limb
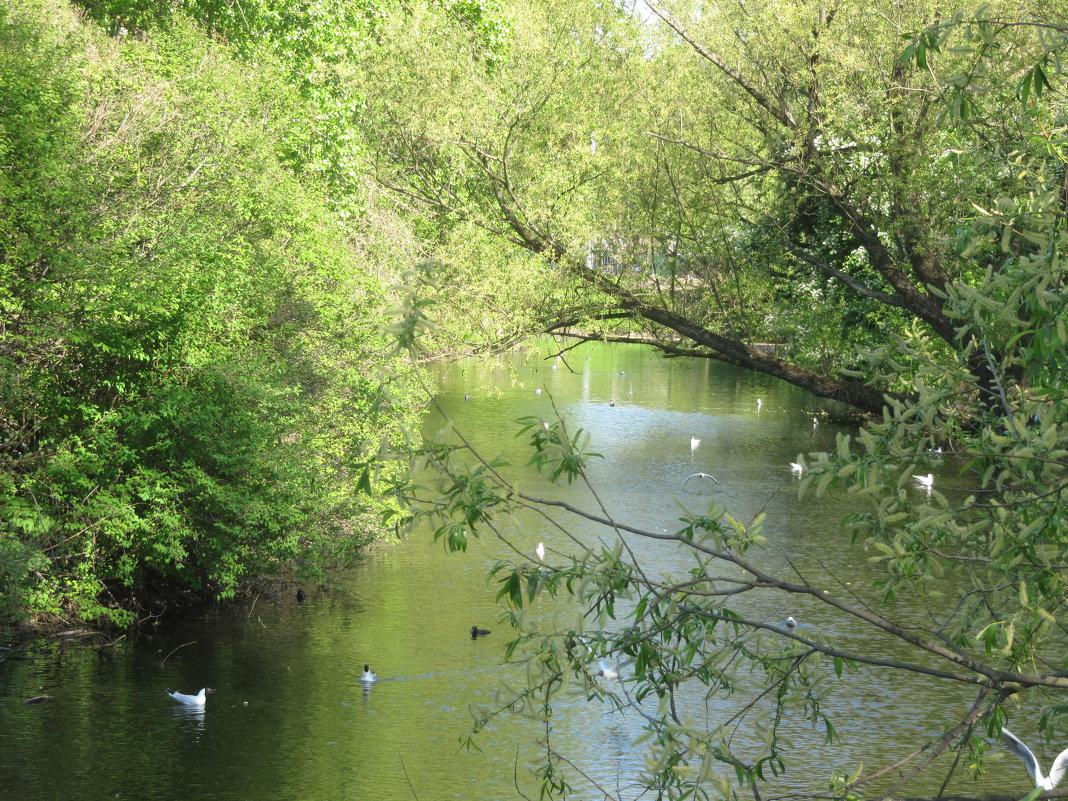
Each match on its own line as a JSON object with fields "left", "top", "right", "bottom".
{"left": 569, "top": 257, "right": 902, "bottom": 412}
{"left": 378, "top": 161, "right": 904, "bottom": 413}
{"left": 782, "top": 239, "right": 907, "bottom": 307}
{"left": 638, "top": 8, "right": 960, "bottom": 344}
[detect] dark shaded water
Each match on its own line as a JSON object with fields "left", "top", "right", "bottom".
{"left": 0, "top": 343, "right": 1046, "bottom": 799}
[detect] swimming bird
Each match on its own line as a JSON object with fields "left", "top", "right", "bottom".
{"left": 360, "top": 664, "right": 377, "bottom": 683}
{"left": 167, "top": 688, "right": 209, "bottom": 706}
{"left": 756, "top": 398, "right": 763, "bottom": 411}
{"left": 535, "top": 388, "right": 542, "bottom": 395}
{"left": 471, "top": 626, "right": 491, "bottom": 638}
{"left": 535, "top": 542, "right": 546, "bottom": 561}
{"left": 690, "top": 437, "right": 700, "bottom": 451}
{"left": 566, "top": 634, "right": 590, "bottom": 657}
{"left": 595, "top": 657, "right": 631, "bottom": 680}
{"left": 790, "top": 462, "right": 804, "bottom": 475}
{"left": 296, "top": 587, "right": 306, "bottom": 602}
{"left": 683, "top": 472, "right": 720, "bottom": 485}
{"left": 913, "top": 473, "right": 934, "bottom": 488}
{"left": 1001, "top": 727, "right": 1068, "bottom": 789}
{"left": 812, "top": 417, "right": 819, "bottom": 428}
{"left": 783, "top": 616, "right": 798, "bottom": 629}
{"left": 596, "top": 659, "right": 620, "bottom": 679}
{"left": 464, "top": 393, "right": 471, "bottom": 401}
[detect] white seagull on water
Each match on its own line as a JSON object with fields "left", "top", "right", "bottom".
{"left": 1001, "top": 727, "right": 1068, "bottom": 790}
{"left": 690, "top": 437, "right": 700, "bottom": 451}
{"left": 913, "top": 473, "right": 934, "bottom": 489}
{"left": 595, "top": 657, "right": 631, "bottom": 680}
{"left": 167, "top": 688, "right": 209, "bottom": 706}
{"left": 361, "top": 664, "right": 377, "bottom": 683}
{"left": 683, "top": 472, "right": 720, "bottom": 485}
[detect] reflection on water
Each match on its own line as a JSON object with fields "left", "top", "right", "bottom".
{"left": 169, "top": 703, "right": 206, "bottom": 737}
{"left": 0, "top": 343, "right": 1044, "bottom": 799}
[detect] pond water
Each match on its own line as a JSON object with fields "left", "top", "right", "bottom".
{"left": 0, "top": 342, "right": 1049, "bottom": 799}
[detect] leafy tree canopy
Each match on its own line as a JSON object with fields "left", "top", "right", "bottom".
{"left": 366, "top": 0, "right": 1066, "bottom": 417}
{"left": 0, "top": 0, "right": 418, "bottom": 628}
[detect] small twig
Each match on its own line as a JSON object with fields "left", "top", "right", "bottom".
{"left": 400, "top": 756, "right": 421, "bottom": 801}
{"left": 983, "top": 340, "right": 1018, "bottom": 435}
{"left": 544, "top": 743, "right": 623, "bottom": 800}
{"left": 514, "top": 743, "right": 534, "bottom": 801}
{"left": 160, "top": 641, "right": 196, "bottom": 666}
{"left": 848, "top": 687, "right": 996, "bottom": 796}
{"left": 934, "top": 720, "right": 971, "bottom": 801}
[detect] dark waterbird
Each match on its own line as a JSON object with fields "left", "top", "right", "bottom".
{"left": 471, "top": 626, "right": 491, "bottom": 638}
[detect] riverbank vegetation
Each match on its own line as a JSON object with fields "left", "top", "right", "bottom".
{"left": 3, "top": 0, "right": 1067, "bottom": 797}
{"left": 0, "top": 0, "right": 424, "bottom": 631}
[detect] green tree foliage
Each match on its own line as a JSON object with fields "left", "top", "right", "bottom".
{"left": 73, "top": 0, "right": 511, "bottom": 220}
{"left": 399, "top": 223, "right": 1067, "bottom": 798}
{"left": 71, "top": 0, "right": 386, "bottom": 218}
{"left": 359, "top": 0, "right": 653, "bottom": 352}
{"left": 364, "top": 0, "right": 1065, "bottom": 416}
{"left": 0, "top": 0, "right": 415, "bottom": 628}
{"left": 386, "top": 2, "right": 1068, "bottom": 798}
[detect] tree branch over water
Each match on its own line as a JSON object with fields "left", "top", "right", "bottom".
{"left": 372, "top": 1, "right": 1068, "bottom": 797}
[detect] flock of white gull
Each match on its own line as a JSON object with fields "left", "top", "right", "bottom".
{"left": 165, "top": 399, "right": 1032, "bottom": 784}
{"left": 165, "top": 585, "right": 1053, "bottom": 792}
{"left": 166, "top": 654, "right": 1065, "bottom": 789}
{"left": 684, "top": 400, "right": 938, "bottom": 493}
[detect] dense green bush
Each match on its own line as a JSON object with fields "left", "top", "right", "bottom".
{"left": 0, "top": 0, "right": 415, "bottom": 629}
